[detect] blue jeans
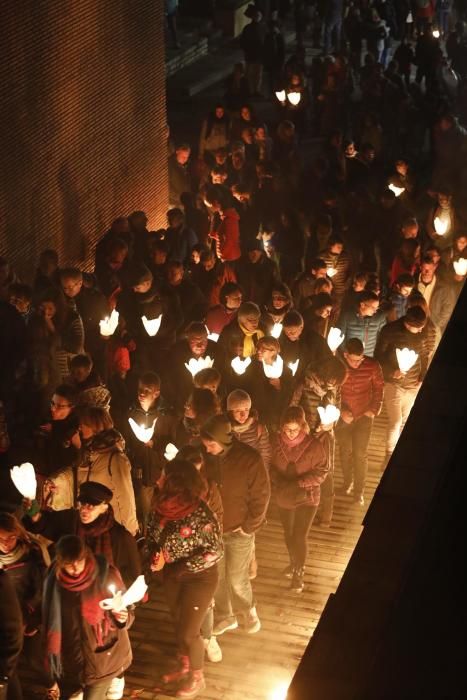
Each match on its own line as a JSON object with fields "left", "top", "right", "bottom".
{"left": 214, "top": 531, "right": 255, "bottom": 620}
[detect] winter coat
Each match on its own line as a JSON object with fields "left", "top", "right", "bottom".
{"left": 374, "top": 318, "right": 427, "bottom": 388}
{"left": 337, "top": 308, "right": 387, "bottom": 357}
{"left": 291, "top": 368, "right": 342, "bottom": 431}
{"left": 213, "top": 437, "right": 270, "bottom": 534}
{"left": 415, "top": 276, "right": 456, "bottom": 333}
{"left": 270, "top": 431, "right": 329, "bottom": 508}
{"left": 340, "top": 356, "right": 384, "bottom": 419}
{"left": 78, "top": 430, "right": 139, "bottom": 535}
{"left": 0, "top": 569, "right": 23, "bottom": 681}
{"left": 230, "top": 409, "right": 272, "bottom": 469}
{"left": 168, "top": 154, "right": 192, "bottom": 207}
{"left": 244, "top": 359, "right": 294, "bottom": 429}
{"left": 234, "top": 254, "right": 280, "bottom": 306}
{"left": 210, "top": 208, "right": 241, "bottom": 262}
{"left": 0, "top": 543, "right": 47, "bottom": 631}
{"left": 199, "top": 117, "right": 230, "bottom": 157}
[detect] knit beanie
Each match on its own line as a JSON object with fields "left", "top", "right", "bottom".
{"left": 404, "top": 306, "right": 427, "bottom": 328}
{"left": 226, "top": 389, "right": 252, "bottom": 410}
{"left": 201, "top": 415, "right": 233, "bottom": 449}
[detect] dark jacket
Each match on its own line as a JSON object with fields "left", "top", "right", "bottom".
{"left": 244, "top": 359, "right": 294, "bottom": 429}
{"left": 337, "top": 308, "right": 387, "bottom": 357}
{"left": 214, "top": 438, "right": 270, "bottom": 534}
{"left": 270, "top": 431, "right": 329, "bottom": 507}
{"left": 374, "top": 318, "right": 427, "bottom": 388}
{"left": 230, "top": 409, "right": 272, "bottom": 469}
{"left": 0, "top": 570, "right": 23, "bottom": 682}
{"left": 234, "top": 254, "right": 280, "bottom": 306}
{"left": 168, "top": 154, "right": 192, "bottom": 207}
{"left": 0, "top": 543, "right": 47, "bottom": 631}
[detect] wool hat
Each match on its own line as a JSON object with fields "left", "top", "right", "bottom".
{"left": 78, "top": 481, "right": 113, "bottom": 505}
{"left": 404, "top": 306, "right": 427, "bottom": 328}
{"left": 201, "top": 415, "right": 233, "bottom": 449}
{"left": 227, "top": 390, "right": 252, "bottom": 410}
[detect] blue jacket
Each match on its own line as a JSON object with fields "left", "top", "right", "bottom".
{"left": 337, "top": 309, "right": 387, "bottom": 357}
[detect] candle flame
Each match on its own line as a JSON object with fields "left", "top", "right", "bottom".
{"left": 99, "top": 309, "right": 119, "bottom": 336}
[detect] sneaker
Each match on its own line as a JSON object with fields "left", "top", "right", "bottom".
{"left": 244, "top": 606, "right": 261, "bottom": 634}
{"left": 176, "top": 671, "right": 206, "bottom": 699}
{"left": 204, "top": 636, "right": 222, "bottom": 662}
{"left": 213, "top": 616, "right": 238, "bottom": 636}
{"left": 106, "top": 676, "right": 125, "bottom": 699}
{"left": 282, "top": 563, "right": 295, "bottom": 579}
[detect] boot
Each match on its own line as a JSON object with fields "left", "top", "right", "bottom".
{"left": 163, "top": 655, "right": 190, "bottom": 684}
{"left": 176, "top": 670, "right": 206, "bottom": 698}
{"left": 290, "top": 566, "right": 305, "bottom": 593}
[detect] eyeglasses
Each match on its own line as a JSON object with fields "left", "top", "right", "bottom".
{"left": 77, "top": 501, "right": 100, "bottom": 510}
{"left": 50, "top": 400, "right": 72, "bottom": 409}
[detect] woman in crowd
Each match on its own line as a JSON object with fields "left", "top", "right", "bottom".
{"left": 261, "top": 282, "right": 294, "bottom": 334}
{"left": 270, "top": 406, "right": 328, "bottom": 593}
{"left": 146, "top": 459, "right": 223, "bottom": 698}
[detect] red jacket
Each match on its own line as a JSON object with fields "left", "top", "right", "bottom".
{"left": 340, "top": 356, "right": 384, "bottom": 419}
{"left": 211, "top": 208, "right": 241, "bottom": 262}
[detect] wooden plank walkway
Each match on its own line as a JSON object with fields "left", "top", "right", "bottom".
{"left": 123, "top": 413, "right": 388, "bottom": 700}
{"left": 21, "top": 413, "right": 388, "bottom": 699}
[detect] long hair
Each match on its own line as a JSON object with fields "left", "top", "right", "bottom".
{"left": 0, "top": 512, "right": 32, "bottom": 545}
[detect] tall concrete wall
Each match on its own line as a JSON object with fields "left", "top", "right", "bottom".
{"left": 1, "top": 0, "right": 168, "bottom": 279}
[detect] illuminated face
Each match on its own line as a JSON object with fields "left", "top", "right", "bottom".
{"left": 176, "top": 148, "right": 190, "bottom": 165}
{"left": 271, "top": 293, "right": 288, "bottom": 310}
{"left": 455, "top": 236, "right": 467, "bottom": 252}
{"left": 191, "top": 249, "right": 201, "bottom": 264}
{"left": 283, "top": 324, "right": 303, "bottom": 341}
{"left": 420, "top": 263, "right": 435, "bottom": 283}
{"left": 314, "top": 266, "right": 327, "bottom": 279}
{"left": 78, "top": 502, "right": 108, "bottom": 525}
{"left": 230, "top": 400, "right": 251, "bottom": 424}
{"left": 61, "top": 277, "right": 83, "bottom": 298}
{"left": 39, "top": 301, "right": 56, "bottom": 320}
{"left": 282, "top": 421, "right": 301, "bottom": 440}
{"left": 79, "top": 421, "right": 95, "bottom": 440}
{"left": 225, "top": 291, "right": 242, "bottom": 309}
{"left": 344, "top": 352, "right": 364, "bottom": 369}
{"left": 9, "top": 294, "right": 30, "bottom": 314}
{"left": 133, "top": 279, "right": 152, "bottom": 294}
{"left": 240, "top": 107, "right": 251, "bottom": 121}
{"left": 256, "top": 345, "right": 276, "bottom": 364}
{"left": 353, "top": 279, "right": 366, "bottom": 292}
{"left": 359, "top": 300, "right": 379, "bottom": 317}
{"left": 317, "top": 305, "right": 333, "bottom": 319}
{"left": 50, "top": 394, "right": 73, "bottom": 420}
{"left": 71, "top": 365, "right": 91, "bottom": 384}
{"left": 256, "top": 127, "right": 266, "bottom": 140}
{"left": 399, "top": 285, "right": 413, "bottom": 297}
{"left": 0, "top": 530, "right": 18, "bottom": 555}
{"left": 63, "top": 557, "right": 87, "bottom": 577}
{"left": 239, "top": 314, "right": 259, "bottom": 333}
{"left": 211, "top": 171, "right": 228, "bottom": 185}
{"left": 329, "top": 243, "right": 343, "bottom": 255}
{"left": 202, "top": 437, "right": 224, "bottom": 455}
{"left": 138, "top": 383, "right": 160, "bottom": 410}
{"left": 188, "top": 334, "right": 208, "bottom": 357}
{"left": 215, "top": 107, "right": 224, "bottom": 119}
{"left": 168, "top": 266, "right": 184, "bottom": 285}
{"left": 438, "top": 193, "right": 451, "bottom": 207}
{"left": 395, "top": 160, "right": 408, "bottom": 176}
{"left": 345, "top": 142, "right": 357, "bottom": 158}
{"left": 402, "top": 224, "right": 418, "bottom": 239}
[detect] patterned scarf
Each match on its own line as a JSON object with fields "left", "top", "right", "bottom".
{"left": 238, "top": 321, "right": 264, "bottom": 358}
{"left": 0, "top": 541, "right": 27, "bottom": 567}
{"left": 77, "top": 507, "right": 115, "bottom": 565}
{"left": 43, "top": 555, "right": 118, "bottom": 679}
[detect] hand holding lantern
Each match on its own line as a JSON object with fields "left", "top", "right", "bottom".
{"left": 128, "top": 417, "right": 157, "bottom": 443}
{"left": 231, "top": 356, "right": 251, "bottom": 375}
{"left": 317, "top": 404, "right": 341, "bottom": 427}
{"left": 271, "top": 322, "right": 283, "bottom": 339}
{"left": 262, "top": 354, "right": 284, "bottom": 379}
{"left": 327, "top": 267, "right": 337, "bottom": 278}
{"left": 388, "top": 183, "right": 405, "bottom": 197}
{"left": 100, "top": 575, "right": 148, "bottom": 612}
{"left": 287, "top": 91, "right": 301, "bottom": 106}
{"left": 433, "top": 216, "right": 449, "bottom": 236}
{"left": 10, "top": 462, "right": 37, "bottom": 500}
{"left": 99, "top": 309, "right": 119, "bottom": 337}
{"left": 396, "top": 347, "right": 418, "bottom": 374}
{"left": 141, "top": 314, "right": 162, "bottom": 337}
{"left": 453, "top": 258, "right": 467, "bottom": 276}
{"left": 184, "top": 356, "right": 214, "bottom": 377}
{"left": 164, "top": 443, "right": 179, "bottom": 461}
{"left": 327, "top": 327, "right": 345, "bottom": 352}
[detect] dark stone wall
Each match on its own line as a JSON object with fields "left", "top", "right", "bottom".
{"left": 1, "top": 0, "right": 168, "bottom": 278}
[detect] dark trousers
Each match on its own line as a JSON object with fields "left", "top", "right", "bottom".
{"left": 163, "top": 564, "right": 219, "bottom": 671}
{"left": 278, "top": 505, "right": 318, "bottom": 568}
{"left": 335, "top": 416, "right": 373, "bottom": 496}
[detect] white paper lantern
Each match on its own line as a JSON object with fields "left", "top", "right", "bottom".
{"left": 128, "top": 417, "right": 157, "bottom": 443}
{"left": 164, "top": 443, "right": 179, "bottom": 461}
{"left": 263, "top": 354, "right": 284, "bottom": 379}
{"left": 231, "top": 356, "right": 252, "bottom": 375}
{"left": 99, "top": 309, "right": 119, "bottom": 337}
{"left": 327, "top": 267, "right": 338, "bottom": 278}
{"left": 207, "top": 332, "right": 219, "bottom": 342}
{"left": 453, "top": 258, "right": 467, "bottom": 276}
{"left": 288, "top": 359, "right": 300, "bottom": 376}
{"left": 184, "top": 356, "right": 214, "bottom": 376}
{"left": 434, "top": 216, "right": 449, "bottom": 236}
{"left": 287, "top": 91, "right": 301, "bottom": 106}
{"left": 10, "top": 462, "right": 37, "bottom": 500}
{"left": 327, "top": 327, "right": 345, "bottom": 352}
{"left": 271, "top": 322, "right": 283, "bottom": 339}
{"left": 100, "top": 575, "right": 148, "bottom": 612}
{"left": 275, "top": 89, "right": 286, "bottom": 103}
{"left": 141, "top": 314, "right": 162, "bottom": 337}
{"left": 395, "top": 347, "right": 418, "bottom": 373}
{"left": 388, "top": 183, "right": 405, "bottom": 197}
{"left": 317, "top": 404, "right": 341, "bottom": 426}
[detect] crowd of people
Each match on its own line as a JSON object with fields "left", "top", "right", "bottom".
{"left": 2, "top": 2, "right": 467, "bottom": 699}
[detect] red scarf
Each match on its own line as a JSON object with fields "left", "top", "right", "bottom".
{"left": 77, "top": 507, "right": 115, "bottom": 565}
{"left": 281, "top": 430, "right": 308, "bottom": 448}
{"left": 153, "top": 493, "right": 200, "bottom": 521}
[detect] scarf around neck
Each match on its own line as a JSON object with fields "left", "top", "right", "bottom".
{"left": 0, "top": 541, "right": 28, "bottom": 567}
{"left": 153, "top": 493, "right": 200, "bottom": 522}
{"left": 280, "top": 430, "right": 308, "bottom": 448}
{"left": 77, "top": 507, "right": 115, "bottom": 565}
{"left": 238, "top": 321, "right": 264, "bottom": 358}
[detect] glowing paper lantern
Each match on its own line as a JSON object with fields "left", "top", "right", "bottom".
{"left": 434, "top": 216, "right": 449, "bottom": 236}
{"left": 395, "top": 347, "right": 418, "bottom": 373}
{"left": 271, "top": 322, "right": 283, "bottom": 339}
{"left": 262, "top": 354, "right": 284, "bottom": 379}
{"left": 432, "top": 29, "right": 440, "bottom": 38}
{"left": 327, "top": 266, "right": 338, "bottom": 278}
{"left": 231, "top": 356, "right": 252, "bottom": 375}
{"left": 99, "top": 309, "right": 119, "bottom": 337}
{"left": 317, "top": 404, "right": 341, "bottom": 426}
{"left": 287, "top": 91, "right": 301, "bottom": 106}
{"left": 207, "top": 332, "right": 219, "bottom": 342}
{"left": 275, "top": 89, "right": 286, "bottom": 103}
{"left": 141, "top": 314, "right": 162, "bottom": 337}
{"left": 388, "top": 183, "right": 405, "bottom": 197}
{"left": 288, "top": 359, "right": 300, "bottom": 376}
{"left": 128, "top": 417, "right": 157, "bottom": 443}
{"left": 184, "top": 356, "right": 214, "bottom": 376}
{"left": 453, "top": 258, "right": 467, "bottom": 276}
{"left": 327, "top": 327, "right": 345, "bottom": 352}
{"left": 10, "top": 462, "right": 37, "bottom": 500}
{"left": 100, "top": 575, "right": 148, "bottom": 612}
{"left": 164, "top": 443, "right": 179, "bottom": 461}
